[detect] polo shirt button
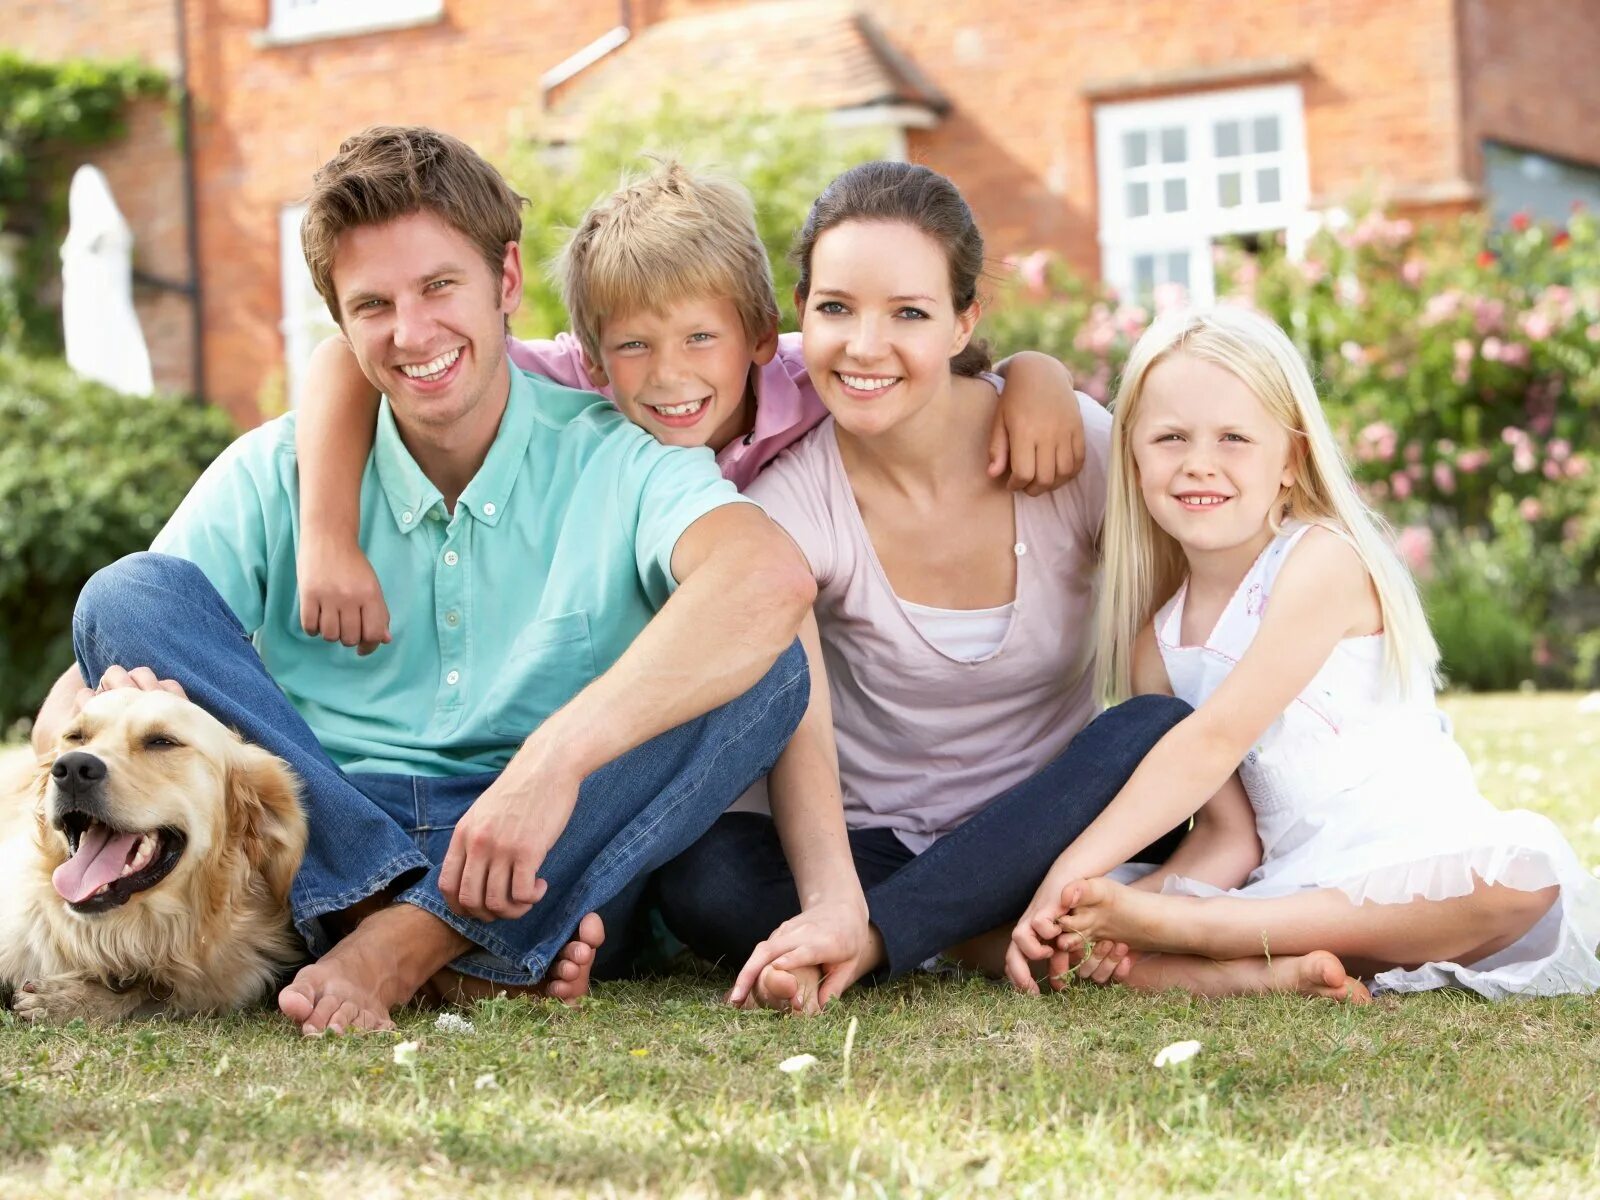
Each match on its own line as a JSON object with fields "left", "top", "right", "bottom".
{"left": 446, "top": 669, "right": 460, "bottom": 686}
{"left": 444, "top": 550, "right": 459, "bottom": 566}
{"left": 446, "top": 611, "right": 459, "bottom": 626}
{"left": 402, "top": 511, "right": 414, "bottom": 524}
{"left": 482, "top": 501, "right": 497, "bottom": 516}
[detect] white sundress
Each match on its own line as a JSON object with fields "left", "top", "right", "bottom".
{"left": 1147, "top": 520, "right": 1600, "bottom": 999}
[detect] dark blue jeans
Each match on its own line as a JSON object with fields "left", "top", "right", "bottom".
{"left": 72, "top": 552, "right": 809, "bottom": 984}
{"left": 656, "top": 695, "right": 1191, "bottom": 981}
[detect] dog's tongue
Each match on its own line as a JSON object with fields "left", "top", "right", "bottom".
{"left": 52, "top": 824, "right": 140, "bottom": 903}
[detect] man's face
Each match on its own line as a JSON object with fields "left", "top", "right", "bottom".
{"left": 331, "top": 210, "right": 520, "bottom": 435}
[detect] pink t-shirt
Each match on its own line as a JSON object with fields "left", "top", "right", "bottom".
{"left": 744, "top": 394, "right": 1112, "bottom": 852}
{"left": 507, "top": 331, "right": 824, "bottom": 490}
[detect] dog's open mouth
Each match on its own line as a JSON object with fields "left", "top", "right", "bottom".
{"left": 52, "top": 813, "right": 187, "bottom": 913}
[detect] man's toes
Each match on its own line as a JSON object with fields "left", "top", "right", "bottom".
{"left": 355, "top": 1005, "right": 396, "bottom": 1032}
{"left": 557, "top": 939, "right": 593, "bottom": 967}
{"left": 575, "top": 911, "right": 605, "bottom": 949}
{"left": 326, "top": 1000, "right": 363, "bottom": 1035}
{"left": 278, "top": 977, "right": 317, "bottom": 1024}
{"left": 302, "top": 993, "right": 347, "bottom": 1036}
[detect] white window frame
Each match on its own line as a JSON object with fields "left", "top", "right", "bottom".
{"left": 1094, "top": 83, "right": 1309, "bottom": 303}
{"left": 264, "top": 0, "right": 444, "bottom": 45}
{"left": 279, "top": 205, "right": 340, "bottom": 410}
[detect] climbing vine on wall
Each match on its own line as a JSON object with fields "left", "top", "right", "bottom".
{"left": 0, "top": 52, "right": 168, "bottom": 354}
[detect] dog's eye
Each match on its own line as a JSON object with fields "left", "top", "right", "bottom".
{"left": 143, "top": 735, "right": 182, "bottom": 750}
{"left": 61, "top": 731, "right": 85, "bottom": 744}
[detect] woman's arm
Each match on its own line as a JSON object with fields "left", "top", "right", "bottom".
{"left": 294, "top": 334, "right": 388, "bottom": 653}
{"left": 727, "top": 611, "right": 872, "bottom": 1010}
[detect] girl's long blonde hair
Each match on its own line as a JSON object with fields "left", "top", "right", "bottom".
{"left": 1095, "top": 306, "right": 1439, "bottom": 702}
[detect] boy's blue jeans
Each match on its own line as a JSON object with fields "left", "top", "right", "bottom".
{"left": 71, "top": 553, "right": 808, "bottom": 985}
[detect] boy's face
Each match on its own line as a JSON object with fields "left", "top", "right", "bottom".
{"left": 587, "top": 296, "right": 777, "bottom": 451}
{"left": 332, "top": 210, "right": 520, "bottom": 439}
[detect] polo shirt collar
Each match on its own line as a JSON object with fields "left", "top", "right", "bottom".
{"left": 746, "top": 355, "right": 805, "bottom": 444}
{"left": 373, "top": 369, "right": 538, "bottom": 533}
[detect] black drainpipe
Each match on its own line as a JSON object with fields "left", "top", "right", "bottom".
{"left": 174, "top": 0, "right": 205, "bottom": 404}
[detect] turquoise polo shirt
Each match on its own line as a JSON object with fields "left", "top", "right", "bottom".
{"left": 151, "top": 366, "right": 751, "bottom": 776}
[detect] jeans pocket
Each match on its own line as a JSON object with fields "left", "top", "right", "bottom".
{"left": 484, "top": 611, "right": 598, "bottom": 737}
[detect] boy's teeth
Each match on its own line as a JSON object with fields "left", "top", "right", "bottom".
{"left": 399, "top": 348, "right": 461, "bottom": 379}
{"left": 655, "top": 399, "right": 707, "bottom": 416}
{"left": 840, "top": 374, "right": 896, "bottom": 392}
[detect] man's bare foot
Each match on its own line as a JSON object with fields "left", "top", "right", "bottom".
{"left": 744, "top": 962, "right": 822, "bottom": 1014}
{"left": 1123, "top": 948, "right": 1372, "bottom": 1002}
{"left": 280, "top": 903, "right": 468, "bottom": 1036}
{"left": 427, "top": 912, "right": 606, "bottom": 1008}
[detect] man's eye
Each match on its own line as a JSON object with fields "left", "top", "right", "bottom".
{"left": 426, "top": 279, "right": 454, "bottom": 291}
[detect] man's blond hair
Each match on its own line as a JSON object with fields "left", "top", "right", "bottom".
{"left": 301, "top": 125, "right": 527, "bottom": 322}
{"left": 557, "top": 160, "right": 780, "bottom": 364}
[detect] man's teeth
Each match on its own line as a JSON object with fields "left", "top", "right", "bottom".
{"left": 118, "top": 833, "right": 159, "bottom": 878}
{"left": 654, "top": 398, "right": 708, "bottom": 417}
{"left": 840, "top": 374, "right": 897, "bottom": 392}
{"left": 399, "top": 348, "right": 461, "bottom": 380}
{"left": 1181, "top": 496, "right": 1228, "bottom": 506}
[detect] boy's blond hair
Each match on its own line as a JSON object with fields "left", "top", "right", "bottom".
{"left": 301, "top": 125, "right": 527, "bottom": 323}
{"left": 557, "top": 160, "right": 780, "bottom": 365}
{"left": 1096, "top": 306, "right": 1440, "bottom": 702}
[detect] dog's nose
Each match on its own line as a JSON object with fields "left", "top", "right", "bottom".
{"left": 52, "top": 751, "right": 108, "bottom": 793}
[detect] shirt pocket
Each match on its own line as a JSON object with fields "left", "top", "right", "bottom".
{"left": 484, "top": 611, "right": 598, "bottom": 737}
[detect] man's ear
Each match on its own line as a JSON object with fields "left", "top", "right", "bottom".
{"left": 751, "top": 319, "right": 779, "bottom": 367}
{"left": 498, "top": 241, "right": 523, "bottom": 316}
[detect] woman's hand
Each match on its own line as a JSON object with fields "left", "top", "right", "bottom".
{"left": 297, "top": 537, "right": 392, "bottom": 655}
{"left": 727, "top": 899, "right": 875, "bottom": 1013}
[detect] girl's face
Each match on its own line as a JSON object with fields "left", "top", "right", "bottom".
{"left": 1130, "top": 352, "right": 1297, "bottom": 556}
{"left": 799, "top": 219, "right": 978, "bottom": 439}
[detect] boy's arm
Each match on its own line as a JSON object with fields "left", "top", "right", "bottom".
{"left": 294, "top": 334, "right": 389, "bottom": 655}
{"left": 726, "top": 610, "right": 871, "bottom": 1011}
{"left": 988, "top": 352, "right": 1084, "bottom": 495}
{"left": 438, "top": 502, "right": 816, "bottom": 922}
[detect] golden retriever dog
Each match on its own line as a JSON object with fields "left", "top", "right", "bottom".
{"left": 0, "top": 688, "right": 307, "bottom": 1022}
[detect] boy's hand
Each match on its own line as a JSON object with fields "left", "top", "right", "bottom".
{"left": 297, "top": 539, "right": 392, "bottom": 655}
{"left": 988, "top": 353, "right": 1086, "bottom": 496}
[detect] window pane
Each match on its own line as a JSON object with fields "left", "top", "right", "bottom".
{"left": 1123, "top": 130, "right": 1148, "bottom": 168}
{"left": 1163, "top": 177, "right": 1188, "bottom": 213}
{"left": 1133, "top": 254, "right": 1156, "bottom": 294}
{"left": 1257, "top": 167, "right": 1281, "bottom": 203}
{"left": 1166, "top": 252, "right": 1190, "bottom": 289}
{"left": 1214, "top": 120, "right": 1241, "bottom": 158}
{"left": 1126, "top": 181, "right": 1150, "bottom": 218}
{"left": 1217, "top": 172, "right": 1242, "bottom": 207}
{"left": 1253, "top": 115, "right": 1280, "bottom": 154}
{"left": 1160, "top": 126, "right": 1187, "bottom": 163}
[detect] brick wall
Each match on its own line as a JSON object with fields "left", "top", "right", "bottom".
{"left": 11, "top": 0, "right": 195, "bottom": 395}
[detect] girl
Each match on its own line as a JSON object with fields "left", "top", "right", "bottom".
{"left": 1008, "top": 306, "right": 1600, "bottom": 1001}
{"left": 656, "top": 163, "right": 1256, "bottom": 1012}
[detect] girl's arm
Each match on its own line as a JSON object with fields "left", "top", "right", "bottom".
{"left": 1008, "top": 527, "right": 1378, "bottom": 990}
{"left": 987, "top": 352, "right": 1084, "bottom": 494}
{"left": 726, "top": 611, "right": 872, "bottom": 1011}
{"left": 295, "top": 334, "right": 388, "bottom": 654}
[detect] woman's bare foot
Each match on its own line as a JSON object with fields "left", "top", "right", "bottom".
{"left": 742, "top": 962, "right": 823, "bottom": 1014}
{"left": 1123, "top": 948, "right": 1372, "bottom": 1002}
{"left": 427, "top": 912, "right": 606, "bottom": 1007}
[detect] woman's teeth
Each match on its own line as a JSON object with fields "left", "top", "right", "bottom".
{"left": 399, "top": 348, "right": 461, "bottom": 380}
{"left": 654, "top": 398, "right": 708, "bottom": 417}
{"left": 839, "top": 374, "right": 897, "bottom": 392}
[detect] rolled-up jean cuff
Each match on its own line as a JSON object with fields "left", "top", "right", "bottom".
{"left": 291, "top": 853, "right": 431, "bottom": 958}
{"left": 398, "top": 888, "right": 547, "bottom": 984}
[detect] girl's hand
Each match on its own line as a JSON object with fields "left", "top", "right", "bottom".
{"left": 987, "top": 353, "right": 1086, "bottom": 495}
{"left": 727, "top": 900, "right": 873, "bottom": 1012}
{"left": 297, "top": 538, "right": 392, "bottom": 655}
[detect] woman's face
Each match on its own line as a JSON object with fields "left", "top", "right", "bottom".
{"left": 799, "top": 219, "right": 978, "bottom": 440}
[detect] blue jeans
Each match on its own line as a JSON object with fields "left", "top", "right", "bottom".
{"left": 73, "top": 553, "right": 809, "bottom": 984}
{"left": 656, "top": 695, "right": 1192, "bottom": 981}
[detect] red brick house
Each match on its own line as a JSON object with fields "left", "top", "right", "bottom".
{"left": 12, "top": 0, "right": 1600, "bottom": 425}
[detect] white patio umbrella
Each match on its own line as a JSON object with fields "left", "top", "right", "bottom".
{"left": 60, "top": 165, "right": 154, "bottom": 396}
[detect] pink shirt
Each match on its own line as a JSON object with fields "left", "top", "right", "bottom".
{"left": 507, "top": 331, "right": 824, "bottom": 490}
{"left": 744, "top": 394, "right": 1112, "bottom": 851}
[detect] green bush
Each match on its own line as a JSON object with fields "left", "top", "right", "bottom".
{"left": 0, "top": 353, "right": 235, "bottom": 730}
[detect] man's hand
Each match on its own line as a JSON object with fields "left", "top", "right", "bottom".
{"left": 437, "top": 753, "right": 581, "bottom": 922}
{"left": 727, "top": 898, "right": 874, "bottom": 1012}
{"left": 79, "top": 665, "right": 189, "bottom": 712}
{"left": 297, "top": 537, "right": 392, "bottom": 656}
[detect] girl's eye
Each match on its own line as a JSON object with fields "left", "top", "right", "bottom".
{"left": 1222, "top": 433, "right": 1250, "bottom": 444}
{"left": 1154, "top": 433, "right": 1183, "bottom": 443}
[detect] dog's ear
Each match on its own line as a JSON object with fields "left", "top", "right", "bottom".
{"left": 224, "top": 740, "right": 308, "bottom": 909}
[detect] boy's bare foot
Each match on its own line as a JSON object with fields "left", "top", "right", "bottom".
{"left": 743, "top": 962, "right": 823, "bottom": 1014}
{"left": 428, "top": 912, "right": 606, "bottom": 1008}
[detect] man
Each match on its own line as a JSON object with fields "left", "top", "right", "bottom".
{"left": 31, "top": 126, "right": 815, "bottom": 1035}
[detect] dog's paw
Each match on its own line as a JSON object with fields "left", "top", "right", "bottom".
{"left": 10, "top": 977, "right": 134, "bottom": 1024}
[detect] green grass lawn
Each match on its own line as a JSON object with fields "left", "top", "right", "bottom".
{"left": 3, "top": 693, "right": 1599, "bottom": 1198}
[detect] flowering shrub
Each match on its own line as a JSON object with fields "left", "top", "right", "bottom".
{"left": 984, "top": 204, "right": 1600, "bottom": 689}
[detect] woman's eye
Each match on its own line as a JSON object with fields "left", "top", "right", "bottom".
{"left": 896, "top": 307, "right": 930, "bottom": 320}
{"left": 816, "top": 301, "right": 847, "bottom": 315}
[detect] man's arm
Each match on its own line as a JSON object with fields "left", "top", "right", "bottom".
{"left": 439, "top": 502, "right": 816, "bottom": 921}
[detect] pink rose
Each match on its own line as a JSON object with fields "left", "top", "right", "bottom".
{"left": 1401, "top": 258, "right": 1425, "bottom": 287}
{"left": 1520, "top": 311, "right": 1554, "bottom": 342}
{"left": 1519, "top": 497, "right": 1543, "bottom": 521}
{"left": 1456, "top": 448, "right": 1491, "bottom": 473}
{"left": 1432, "top": 461, "right": 1456, "bottom": 494}
{"left": 1391, "top": 471, "right": 1413, "bottom": 499}
{"left": 1396, "top": 525, "right": 1434, "bottom": 577}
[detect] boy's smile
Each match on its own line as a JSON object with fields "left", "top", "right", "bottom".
{"left": 589, "top": 296, "right": 777, "bottom": 451}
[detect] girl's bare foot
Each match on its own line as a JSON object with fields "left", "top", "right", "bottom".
{"left": 1059, "top": 877, "right": 1187, "bottom": 955}
{"left": 1122, "top": 948, "right": 1372, "bottom": 1002}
